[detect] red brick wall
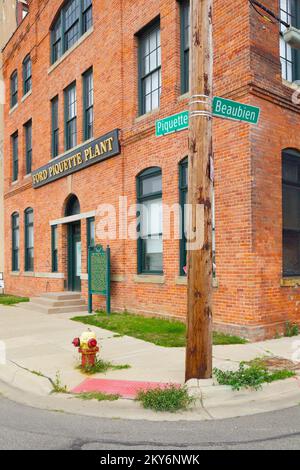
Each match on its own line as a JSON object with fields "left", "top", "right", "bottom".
{"left": 2, "top": 0, "right": 300, "bottom": 339}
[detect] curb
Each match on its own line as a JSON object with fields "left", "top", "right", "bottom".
{"left": 0, "top": 362, "right": 300, "bottom": 422}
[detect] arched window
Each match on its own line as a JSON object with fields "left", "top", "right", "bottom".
{"left": 24, "top": 208, "right": 34, "bottom": 272}
{"left": 65, "top": 195, "right": 80, "bottom": 216}
{"left": 137, "top": 167, "right": 163, "bottom": 274}
{"left": 179, "top": 158, "right": 188, "bottom": 276}
{"left": 51, "top": 0, "right": 93, "bottom": 65}
{"left": 11, "top": 212, "right": 20, "bottom": 272}
{"left": 22, "top": 54, "right": 32, "bottom": 95}
{"left": 10, "top": 70, "right": 18, "bottom": 108}
{"left": 282, "top": 148, "right": 300, "bottom": 276}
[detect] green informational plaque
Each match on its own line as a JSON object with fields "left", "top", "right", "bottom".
{"left": 88, "top": 245, "right": 111, "bottom": 314}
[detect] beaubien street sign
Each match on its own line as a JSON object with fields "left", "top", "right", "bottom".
{"left": 212, "top": 96, "right": 260, "bottom": 125}
{"left": 156, "top": 111, "right": 189, "bottom": 137}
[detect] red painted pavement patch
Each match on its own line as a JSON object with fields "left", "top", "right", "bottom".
{"left": 71, "top": 378, "right": 179, "bottom": 399}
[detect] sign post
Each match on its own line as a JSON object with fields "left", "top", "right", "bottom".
{"left": 88, "top": 245, "right": 111, "bottom": 315}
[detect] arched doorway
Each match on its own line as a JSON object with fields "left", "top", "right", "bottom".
{"left": 65, "top": 195, "right": 81, "bottom": 292}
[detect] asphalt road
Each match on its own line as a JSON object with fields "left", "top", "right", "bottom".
{"left": 0, "top": 396, "right": 299, "bottom": 450}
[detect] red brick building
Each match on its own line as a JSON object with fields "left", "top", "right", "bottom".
{"left": 2, "top": 0, "right": 300, "bottom": 340}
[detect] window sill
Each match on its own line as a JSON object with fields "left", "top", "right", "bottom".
{"left": 35, "top": 272, "right": 64, "bottom": 279}
{"left": 175, "top": 276, "right": 187, "bottom": 286}
{"left": 281, "top": 277, "right": 300, "bottom": 287}
{"left": 9, "top": 103, "right": 18, "bottom": 115}
{"left": 177, "top": 92, "right": 190, "bottom": 102}
{"left": 133, "top": 274, "right": 165, "bottom": 284}
{"left": 10, "top": 271, "right": 20, "bottom": 276}
{"left": 135, "top": 107, "right": 160, "bottom": 124}
{"left": 23, "top": 271, "right": 34, "bottom": 277}
{"left": 21, "top": 89, "right": 32, "bottom": 103}
{"left": 50, "top": 137, "right": 94, "bottom": 163}
{"left": 48, "top": 27, "right": 94, "bottom": 75}
{"left": 11, "top": 180, "right": 19, "bottom": 186}
{"left": 175, "top": 276, "right": 219, "bottom": 288}
{"left": 282, "top": 78, "right": 300, "bottom": 91}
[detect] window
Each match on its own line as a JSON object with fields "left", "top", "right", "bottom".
{"left": 179, "top": 158, "right": 188, "bottom": 275}
{"left": 24, "top": 208, "right": 34, "bottom": 272}
{"left": 83, "top": 0, "right": 93, "bottom": 33}
{"left": 64, "top": 83, "right": 77, "bottom": 151}
{"left": 87, "top": 217, "right": 95, "bottom": 256}
{"left": 280, "top": 0, "right": 300, "bottom": 82}
{"left": 138, "top": 20, "right": 161, "bottom": 115}
{"left": 11, "top": 132, "right": 18, "bottom": 182}
{"left": 83, "top": 68, "right": 94, "bottom": 141}
{"left": 180, "top": 0, "right": 190, "bottom": 94}
{"left": 179, "top": 159, "right": 216, "bottom": 277}
{"left": 10, "top": 71, "right": 18, "bottom": 108}
{"left": 51, "top": 225, "right": 58, "bottom": 272}
{"left": 51, "top": 0, "right": 93, "bottom": 64}
{"left": 51, "top": 96, "right": 59, "bottom": 158}
{"left": 24, "top": 120, "right": 32, "bottom": 174}
{"left": 137, "top": 167, "right": 163, "bottom": 274}
{"left": 282, "top": 149, "right": 300, "bottom": 276}
{"left": 23, "top": 55, "right": 32, "bottom": 95}
{"left": 12, "top": 213, "right": 20, "bottom": 272}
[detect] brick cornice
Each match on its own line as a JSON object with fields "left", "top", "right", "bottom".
{"left": 4, "top": 181, "right": 32, "bottom": 199}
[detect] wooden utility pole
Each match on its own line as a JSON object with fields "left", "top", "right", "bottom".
{"left": 185, "top": 0, "right": 213, "bottom": 381}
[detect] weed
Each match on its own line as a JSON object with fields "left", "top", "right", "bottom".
{"left": 136, "top": 385, "right": 195, "bottom": 412}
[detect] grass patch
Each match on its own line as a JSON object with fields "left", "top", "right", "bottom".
{"left": 136, "top": 385, "right": 194, "bottom": 413}
{"left": 75, "top": 391, "right": 120, "bottom": 402}
{"left": 0, "top": 294, "right": 29, "bottom": 306}
{"left": 213, "top": 331, "right": 247, "bottom": 345}
{"left": 214, "top": 361, "right": 296, "bottom": 391}
{"left": 284, "top": 322, "right": 299, "bottom": 338}
{"left": 77, "top": 358, "right": 131, "bottom": 375}
{"left": 72, "top": 312, "right": 247, "bottom": 347}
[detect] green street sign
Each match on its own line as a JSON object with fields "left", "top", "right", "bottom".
{"left": 212, "top": 96, "right": 260, "bottom": 125}
{"left": 156, "top": 111, "right": 189, "bottom": 137}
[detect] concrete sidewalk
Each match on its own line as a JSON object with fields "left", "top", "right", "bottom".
{"left": 0, "top": 303, "right": 300, "bottom": 421}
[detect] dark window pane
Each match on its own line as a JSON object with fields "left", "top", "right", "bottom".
{"left": 283, "top": 184, "right": 300, "bottom": 230}
{"left": 83, "top": 69, "right": 93, "bottom": 140}
{"left": 283, "top": 230, "right": 300, "bottom": 275}
{"left": 25, "top": 121, "right": 32, "bottom": 174}
{"left": 11, "top": 72, "right": 18, "bottom": 107}
{"left": 25, "top": 209, "right": 34, "bottom": 272}
{"left": 12, "top": 133, "right": 18, "bottom": 181}
{"left": 51, "top": 97, "right": 59, "bottom": 158}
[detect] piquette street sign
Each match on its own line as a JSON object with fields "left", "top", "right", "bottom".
{"left": 32, "top": 129, "right": 120, "bottom": 188}
{"left": 212, "top": 96, "right": 260, "bottom": 125}
{"left": 155, "top": 111, "right": 189, "bottom": 137}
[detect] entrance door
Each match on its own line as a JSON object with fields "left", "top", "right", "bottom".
{"left": 68, "top": 222, "right": 81, "bottom": 292}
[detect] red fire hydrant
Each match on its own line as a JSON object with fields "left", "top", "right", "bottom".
{"left": 72, "top": 330, "right": 99, "bottom": 367}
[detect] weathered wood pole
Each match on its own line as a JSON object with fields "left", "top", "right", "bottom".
{"left": 185, "top": 0, "right": 213, "bottom": 381}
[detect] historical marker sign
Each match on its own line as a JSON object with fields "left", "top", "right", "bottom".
{"left": 88, "top": 245, "right": 111, "bottom": 314}
{"left": 212, "top": 97, "right": 260, "bottom": 125}
{"left": 156, "top": 111, "right": 189, "bottom": 137}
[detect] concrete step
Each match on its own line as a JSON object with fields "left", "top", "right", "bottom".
{"left": 20, "top": 301, "right": 88, "bottom": 315}
{"left": 41, "top": 292, "right": 82, "bottom": 301}
{"left": 30, "top": 297, "right": 86, "bottom": 308}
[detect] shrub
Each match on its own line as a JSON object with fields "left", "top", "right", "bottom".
{"left": 136, "top": 385, "right": 195, "bottom": 412}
